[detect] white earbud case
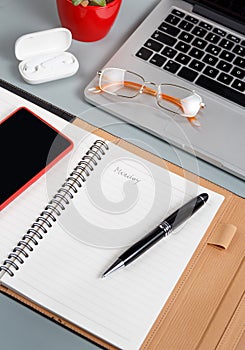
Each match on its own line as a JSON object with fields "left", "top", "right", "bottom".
{"left": 15, "top": 28, "right": 79, "bottom": 84}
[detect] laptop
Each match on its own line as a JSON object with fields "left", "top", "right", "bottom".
{"left": 84, "top": 0, "right": 245, "bottom": 180}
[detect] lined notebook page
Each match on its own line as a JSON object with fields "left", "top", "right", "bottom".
{"left": 2, "top": 141, "right": 224, "bottom": 350}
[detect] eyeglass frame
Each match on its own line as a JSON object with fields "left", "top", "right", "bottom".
{"left": 96, "top": 68, "right": 205, "bottom": 118}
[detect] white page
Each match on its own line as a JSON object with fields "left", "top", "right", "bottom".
{"left": 1, "top": 139, "right": 224, "bottom": 350}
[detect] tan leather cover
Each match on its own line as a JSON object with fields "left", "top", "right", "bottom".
{"left": 1, "top": 117, "right": 244, "bottom": 350}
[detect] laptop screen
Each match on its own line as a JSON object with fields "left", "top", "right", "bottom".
{"left": 190, "top": 0, "right": 245, "bottom": 24}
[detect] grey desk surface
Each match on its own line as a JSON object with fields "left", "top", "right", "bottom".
{"left": 0, "top": 0, "right": 244, "bottom": 349}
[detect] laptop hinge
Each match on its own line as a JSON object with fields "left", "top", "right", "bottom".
{"left": 193, "top": 4, "right": 245, "bottom": 35}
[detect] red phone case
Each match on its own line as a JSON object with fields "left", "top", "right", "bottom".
{"left": 0, "top": 107, "right": 73, "bottom": 211}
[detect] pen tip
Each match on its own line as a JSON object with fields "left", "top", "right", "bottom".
{"left": 102, "top": 259, "right": 125, "bottom": 278}
{"left": 101, "top": 271, "right": 109, "bottom": 278}
{"left": 101, "top": 269, "right": 114, "bottom": 278}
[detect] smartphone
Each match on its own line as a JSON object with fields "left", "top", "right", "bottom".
{"left": 0, "top": 107, "right": 73, "bottom": 211}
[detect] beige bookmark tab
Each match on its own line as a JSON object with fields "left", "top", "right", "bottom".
{"left": 208, "top": 223, "right": 237, "bottom": 249}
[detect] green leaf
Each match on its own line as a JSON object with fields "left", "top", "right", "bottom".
{"left": 90, "top": 0, "right": 107, "bottom": 6}
{"left": 72, "top": 0, "right": 83, "bottom": 6}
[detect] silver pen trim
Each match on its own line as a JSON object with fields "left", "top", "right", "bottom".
{"left": 159, "top": 221, "right": 172, "bottom": 236}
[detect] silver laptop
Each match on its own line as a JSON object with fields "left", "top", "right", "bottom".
{"left": 84, "top": 0, "right": 245, "bottom": 179}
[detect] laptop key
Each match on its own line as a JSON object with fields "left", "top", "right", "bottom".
{"left": 219, "top": 50, "right": 235, "bottom": 62}
{"left": 158, "top": 22, "right": 180, "bottom": 37}
{"left": 205, "top": 33, "right": 220, "bottom": 44}
{"left": 196, "top": 75, "right": 245, "bottom": 107}
{"left": 219, "top": 39, "right": 234, "bottom": 50}
{"left": 232, "top": 45, "right": 244, "bottom": 56}
{"left": 161, "top": 46, "right": 177, "bottom": 59}
{"left": 165, "top": 14, "right": 181, "bottom": 26}
{"left": 217, "top": 72, "right": 233, "bottom": 85}
{"left": 231, "top": 79, "right": 245, "bottom": 92}
{"left": 171, "top": 9, "right": 185, "bottom": 18}
{"left": 178, "top": 20, "right": 194, "bottom": 32}
{"left": 177, "top": 67, "right": 198, "bottom": 82}
{"left": 202, "top": 54, "right": 218, "bottom": 66}
{"left": 192, "top": 38, "right": 208, "bottom": 49}
{"left": 206, "top": 44, "right": 221, "bottom": 56}
{"left": 185, "top": 15, "right": 199, "bottom": 24}
{"left": 144, "top": 39, "right": 163, "bottom": 52}
{"left": 189, "top": 47, "right": 204, "bottom": 59}
{"left": 189, "top": 59, "right": 205, "bottom": 72}
{"left": 178, "top": 31, "right": 194, "bottom": 43}
{"left": 136, "top": 47, "right": 153, "bottom": 60}
{"left": 192, "top": 26, "right": 207, "bottom": 38}
{"left": 213, "top": 28, "right": 226, "bottom": 37}
{"left": 233, "top": 57, "right": 245, "bottom": 69}
{"left": 199, "top": 21, "right": 212, "bottom": 31}
{"left": 175, "top": 53, "right": 191, "bottom": 65}
{"left": 151, "top": 31, "right": 177, "bottom": 46}
{"left": 163, "top": 60, "right": 181, "bottom": 73}
{"left": 216, "top": 60, "right": 232, "bottom": 73}
{"left": 230, "top": 67, "right": 245, "bottom": 80}
{"left": 227, "top": 34, "right": 240, "bottom": 43}
{"left": 203, "top": 66, "right": 219, "bottom": 78}
{"left": 175, "top": 41, "right": 191, "bottom": 53}
{"left": 149, "top": 54, "right": 167, "bottom": 67}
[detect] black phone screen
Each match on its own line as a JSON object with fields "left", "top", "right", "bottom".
{"left": 0, "top": 107, "right": 73, "bottom": 210}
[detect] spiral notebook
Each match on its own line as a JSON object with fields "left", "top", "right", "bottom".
{"left": 2, "top": 84, "right": 243, "bottom": 350}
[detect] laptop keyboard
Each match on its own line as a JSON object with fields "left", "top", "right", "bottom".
{"left": 135, "top": 8, "right": 245, "bottom": 107}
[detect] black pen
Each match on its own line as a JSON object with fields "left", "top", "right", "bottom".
{"left": 102, "top": 193, "right": 209, "bottom": 277}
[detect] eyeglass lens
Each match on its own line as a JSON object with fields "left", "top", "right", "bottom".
{"left": 158, "top": 85, "right": 202, "bottom": 117}
{"left": 100, "top": 68, "right": 144, "bottom": 98}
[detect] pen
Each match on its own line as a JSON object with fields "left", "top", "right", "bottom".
{"left": 102, "top": 193, "right": 209, "bottom": 278}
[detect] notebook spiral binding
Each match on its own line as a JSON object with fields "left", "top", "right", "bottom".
{"left": 0, "top": 140, "right": 109, "bottom": 277}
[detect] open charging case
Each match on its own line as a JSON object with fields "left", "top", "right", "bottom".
{"left": 15, "top": 28, "right": 79, "bottom": 84}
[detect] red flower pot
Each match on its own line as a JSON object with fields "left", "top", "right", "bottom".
{"left": 56, "top": 0, "right": 122, "bottom": 42}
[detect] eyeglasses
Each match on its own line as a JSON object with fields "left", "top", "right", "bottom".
{"left": 89, "top": 67, "right": 205, "bottom": 126}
